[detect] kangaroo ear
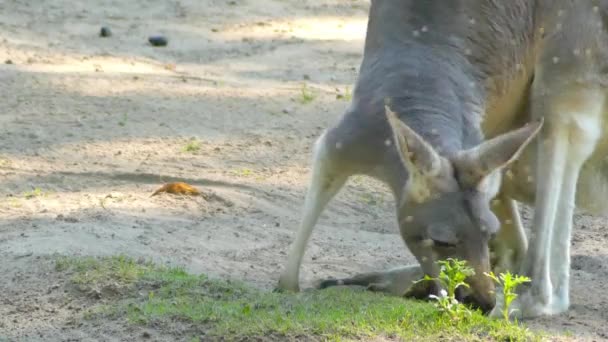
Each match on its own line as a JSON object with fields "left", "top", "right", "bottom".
{"left": 385, "top": 105, "right": 443, "bottom": 176}
{"left": 453, "top": 119, "right": 543, "bottom": 188}
{"left": 385, "top": 105, "right": 455, "bottom": 203}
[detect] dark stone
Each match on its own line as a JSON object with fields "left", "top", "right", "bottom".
{"left": 148, "top": 35, "right": 168, "bottom": 47}
{"left": 99, "top": 26, "right": 112, "bottom": 37}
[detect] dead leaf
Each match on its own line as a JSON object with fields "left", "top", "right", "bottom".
{"left": 151, "top": 182, "right": 201, "bottom": 197}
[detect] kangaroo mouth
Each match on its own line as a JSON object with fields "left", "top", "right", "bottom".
{"left": 405, "top": 275, "right": 496, "bottom": 314}
{"left": 457, "top": 286, "right": 496, "bottom": 313}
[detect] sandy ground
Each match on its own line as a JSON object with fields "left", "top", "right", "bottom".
{"left": 0, "top": 0, "right": 607, "bottom": 341}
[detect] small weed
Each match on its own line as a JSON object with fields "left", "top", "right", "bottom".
{"left": 336, "top": 86, "right": 352, "bottom": 101}
{"left": 297, "top": 83, "right": 316, "bottom": 104}
{"left": 118, "top": 113, "right": 128, "bottom": 127}
{"left": 231, "top": 168, "right": 253, "bottom": 177}
{"left": 418, "top": 258, "right": 475, "bottom": 321}
{"left": 55, "top": 255, "right": 155, "bottom": 287}
{"left": 23, "top": 188, "right": 46, "bottom": 199}
{"left": 182, "top": 140, "right": 202, "bottom": 153}
{"left": 350, "top": 175, "right": 368, "bottom": 188}
{"left": 360, "top": 193, "right": 383, "bottom": 206}
{"left": 485, "top": 271, "right": 531, "bottom": 322}
{"left": 0, "top": 157, "right": 11, "bottom": 167}
{"left": 8, "top": 198, "right": 22, "bottom": 208}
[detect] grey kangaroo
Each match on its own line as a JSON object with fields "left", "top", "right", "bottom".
{"left": 277, "top": 0, "right": 608, "bottom": 318}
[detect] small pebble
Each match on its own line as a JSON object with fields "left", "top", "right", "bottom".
{"left": 99, "top": 26, "right": 112, "bottom": 37}
{"left": 148, "top": 35, "right": 168, "bottom": 47}
{"left": 4, "top": 59, "right": 13, "bottom": 64}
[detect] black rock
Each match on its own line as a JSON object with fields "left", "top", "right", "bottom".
{"left": 148, "top": 35, "right": 168, "bottom": 47}
{"left": 99, "top": 26, "right": 112, "bottom": 37}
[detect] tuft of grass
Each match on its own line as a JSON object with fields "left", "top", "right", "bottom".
{"left": 118, "top": 113, "right": 128, "bottom": 127}
{"left": 231, "top": 168, "right": 254, "bottom": 177}
{"left": 297, "top": 83, "right": 316, "bottom": 104}
{"left": 336, "top": 86, "right": 352, "bottom": 101}
{"left": 55, "top": 255, "right": 154, "bottom": 285}
{"left": 8, "top": 198, "right": 22, "bottom": 208}
{"left": 360, "top": 192, "right": 384, "bottom": 206}
{"left": 23, "top": 187, "right": 46, "bottom": 199}
{"left": 0, "top": 157, "right": 11, "bottom": 167}
{"left": 182, "top": 139, "right": 202, "bottom": 153}
{"left": 54, "top": 256, "right": 544, "bottom": 341}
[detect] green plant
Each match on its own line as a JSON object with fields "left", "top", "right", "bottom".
{"left": 23, "top": 187, "right": 45, "bottom": 199}
{"left": 417, "top": 258, "right": 475, "bottom": 321}
{"left": 118, "top": 113, "right": 128, "bottom": 127}
{"left": 485, "top": 271, "right": 531, "bottom": 322}
{"left": 336, "top": 86, "right": 352, "bottom": 101}
{"left": 360, "top": 192, "right": 384, "bottom": 206}
{"left": 232, "top": 168, "right": 253, "bottom": 177}
{"left": 0, "top": 157, "right": 11, "bottom": 167}
{"left": 182, "top": 140, "right": 202, "bottom": 153}
{"left": 298, "top": 83, "right": 316, "bottom": 104}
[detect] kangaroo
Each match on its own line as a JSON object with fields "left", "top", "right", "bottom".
{"left": 277, "top": 0, "right": 608, "bottom": 318}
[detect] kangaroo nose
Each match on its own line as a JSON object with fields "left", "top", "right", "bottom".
{"left": 459, "top": 275, "right": 496, "bottom": 313}
{"left": 476, "top": 293, "right": 496, "bottom": 313}
{"left": 461, "top": 291, "right": 496, "bottom": 313}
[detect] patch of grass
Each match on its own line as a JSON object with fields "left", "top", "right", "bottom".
{"left": 231, "top": 168, "right": 254, "bottom": 177}
{"left": 360, "top": 192, "right": 384, "bottom": 206}
{"left": 55, "top": 255, "right": 154, "bottom": 285}
{"left": 182, "top": 139, "right": 202, "bottom": 153}
{"left": 23, "top": 187, "right": 46, "bottom": 199}
{"left": 336, "top": 86, "right": 352, "bottom": 101}
{"left": 118, "top": 113, "right": 128, "bottom": 127}
{"left": 297, "top": 83, "right": 316, "bottom": 104}
{"left": 7, "top": 198, "right": 22, "bottom": 208}
{"left": 0, "top": 157, "right": 11, "bottom": 167}
{"left": 54, "top": 256, "right": 545, "bottom": 341}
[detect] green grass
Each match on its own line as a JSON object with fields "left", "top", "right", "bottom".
{"left": 0, "top": 157, "right": 11, "bottom": 167}
{"left": 55, "top": 256, "right": 544, "bottom": 341}
{"left": 182, "top": 139, "right": 202, "bottom": 153}
{"left": 336, "top": 86, "right": 352, "bottom": 101}
{"left": 55, "top": 255, "right": 154, "bottom": 285}
{"left": 118, "top": 113, "right": 128, "bottom": 127}
{"left": 297, "top": 83, "right": 316, "bottom": 104}
{"left": 231, "top": 168, "right": 254, "bottom": 177}
{"left": 23, "top": 187, "right": 46, "bottom": 199}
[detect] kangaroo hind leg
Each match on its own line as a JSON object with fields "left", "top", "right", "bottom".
{"left": 514, "top": 87, "right": 605, "bottom": 318}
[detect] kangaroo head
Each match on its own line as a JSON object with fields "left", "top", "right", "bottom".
{"left": 385, "top": 106, "right": 542, "bottom": 311}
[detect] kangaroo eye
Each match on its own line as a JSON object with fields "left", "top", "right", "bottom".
{"left": 432, "top": 239, "right": 458, "bottom": 248}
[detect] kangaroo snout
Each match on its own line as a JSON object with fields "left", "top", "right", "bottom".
{"left": 464, "top": 272, "right": 496, "bottom": 313}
